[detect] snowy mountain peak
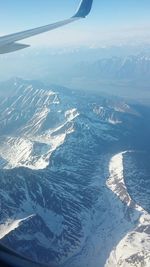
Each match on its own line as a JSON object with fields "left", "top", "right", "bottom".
{"left": 0, "top": 80, "right": 79, "bottom": 170}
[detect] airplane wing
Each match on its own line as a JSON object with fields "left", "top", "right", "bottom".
{"left": 0, "top": 0, "right": 93, "bottom": 54}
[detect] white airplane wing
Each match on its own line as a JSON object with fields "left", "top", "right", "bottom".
{"left": 0, "top": 0, "right": 93, "bottom": 54}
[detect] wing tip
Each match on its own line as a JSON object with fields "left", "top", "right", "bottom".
{"left": 73, "top": 0, "right": 93, "bottom": 18}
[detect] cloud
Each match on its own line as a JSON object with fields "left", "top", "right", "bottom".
{"left": 24, "top": 24, "right": 150, "bottom": 48}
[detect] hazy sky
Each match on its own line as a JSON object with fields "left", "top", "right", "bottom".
{"left": 0, "top": 0, "right": 150, "bottom": 47}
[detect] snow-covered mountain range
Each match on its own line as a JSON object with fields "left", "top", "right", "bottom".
{"left": 79, "top": 55, "right": 150, "bottom": 81}
{"left": 60, "top": 55, "right": 150, "bottom": 99}
{"left": 0, "top": 78, "right": 150, "bottom": 267}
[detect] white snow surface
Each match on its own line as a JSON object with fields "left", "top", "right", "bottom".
{"left": 0, "top": 83, "right": 79, "bottom": 170}
{"left": 0, "top": 174, "right": 64, "bottom": 243}
{"left": 0, "top": 82, "right": 149, "bottom": 266}
{"left": 0, "top": 133, "right": 68, "bottom": 170}
{"left": 0, "top": 215, "right": 35, "bottom": 239}
{"left": 105, "top": 151, "right": 150, "bottom": 267}
{"left": 64, "top": 152, "right": 150, "bottom": 267}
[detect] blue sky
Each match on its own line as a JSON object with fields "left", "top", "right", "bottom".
{"left": 0, "top": 0, "right": 150, "bottom": 47}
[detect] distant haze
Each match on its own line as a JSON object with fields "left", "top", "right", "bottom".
{"left": 0, "top": 44, "right": 150, "bottom": 102}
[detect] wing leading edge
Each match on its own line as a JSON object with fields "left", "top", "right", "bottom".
{"left": 0, "top": 0, "right": 93, "bottom": 54}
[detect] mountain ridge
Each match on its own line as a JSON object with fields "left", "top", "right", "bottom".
{"left": 0, "top": 79, "right": 150, "bottom": 267}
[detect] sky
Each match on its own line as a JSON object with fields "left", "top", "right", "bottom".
{"left": 0, "top": 0, "right": 150, "bottom": 47}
